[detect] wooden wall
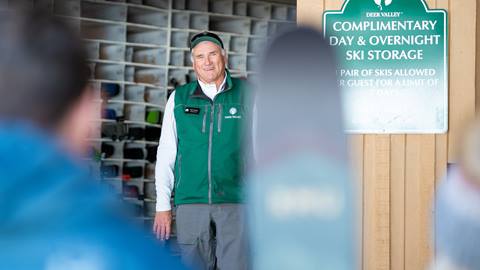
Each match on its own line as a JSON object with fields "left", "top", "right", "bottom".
{"left": 296, "top": 0, "right": 478, "bottom": 269}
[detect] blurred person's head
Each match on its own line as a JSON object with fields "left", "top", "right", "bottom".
{"left": 247, "top": 27, "right": 356, "bottom": 270}
{"left": 0, "top": 11, "right": 191, "bottom": 270}
{"left": 0, "top": 9, "right": 92, "bottom": 154}
{"left": 434, "top": 118, "right": 480, "bottom": 270}
{"left": 190, "top": 31, "right": 226, "bottom": 85}
{"left": 458, "top": 119, "right": 480, "bottom": 186}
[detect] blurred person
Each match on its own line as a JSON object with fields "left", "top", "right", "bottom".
{"left": 433, "top": 119, "right": 480, "bottom": 270}
{"left": 0, "top": 10, "right": 186, "bottom": 270}
{"left": 153, "top": 31, "right": 251, "bottom": 270}
{"left": 246, "top": 27, "right": 357, "bottom": 270}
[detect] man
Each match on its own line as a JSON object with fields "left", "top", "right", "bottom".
{"left": 0, "top": 10, "right": 186, "bottom": 270}
{"left": 154, "top": 31, "right": 250, "bottom": 270}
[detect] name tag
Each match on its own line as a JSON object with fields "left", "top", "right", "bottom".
{"left": 184, "top": 107, "right": 200, "bottom": 114}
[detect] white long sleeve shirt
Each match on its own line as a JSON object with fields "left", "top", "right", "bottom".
{"left": 155, "top": 76, "right": 227, "bottom": 211}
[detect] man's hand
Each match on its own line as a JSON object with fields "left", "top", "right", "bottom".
{"left": 153, "top": 210, "right": 172, "bottom": 241}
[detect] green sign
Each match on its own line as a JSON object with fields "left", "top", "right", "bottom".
{"left": 324, "top": 0, "right": 448, "bottom": 133}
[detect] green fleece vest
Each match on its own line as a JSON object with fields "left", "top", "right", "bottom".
{"left": 173, "top": 71, "right": 250, "bottom": 205}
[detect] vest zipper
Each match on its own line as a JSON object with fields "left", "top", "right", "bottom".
{"left": 208, "top": 103, "right": 214, "bottom": 204}
{"left": 175, "top": 153, "right": 182, "bottom": 190}
{"left": 202, "top": 105, "right": 207, "bottom": 133}
{"left": 217, "top": 104, "right": 222, "bottom": 133}
{"left": 206, "top": 80, "right": 232, "bottom": 205}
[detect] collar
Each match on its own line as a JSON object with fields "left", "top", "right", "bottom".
{"left": 190, "top": 69, "right": 233, "bottom": 99}
{"left": 197, "top": 72, "right": 227, "bottom": 95}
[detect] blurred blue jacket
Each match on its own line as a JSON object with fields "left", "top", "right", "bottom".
{"left": 436, "top": 165, "right": 480, "bottom": 270}
{"left": 0, "top": 122, "right": 186, "bottom": 270}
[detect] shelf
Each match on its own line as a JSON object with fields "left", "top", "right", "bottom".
{"left": 75, "top": 0, "right": 297, "bottom": 223}
{"left": 84, "top": 38, "right": 167, "bottom": 49}
{"left": 128, "top": 6, "right": 169, "bottom": 28}
{"left": 88, "top": 137, "right": 160, "bottom": 145}
{"left": 170, "top": 8, "right": 295, "bottom": 23}
{"left": 170, "top": 46, "right": 254, "bottom": 56}
{"left": 90, "top": 66, "right": 166, "bottom": 87}
{"left": 88, "top": 78, "right": 169, "bottom": 89}
{"left": 81, "top": 0, "right": 295, "bottom": 24}
{"left": 94, "top": 98, "right": 165, "bottom": 110}
{"left": 170, "top": 27, "right": 271, "bottom": 39}
{"left": 88, "top": 58, "right": 166, "bottom": 69}
{"left": 61, "top": 15, "right": 166, "bottom": 31}
{"left": 167, "top": 65, "right": 193, "bottom": 70}
{"left": 100, "top": 176, "right": 156, "bottom": 183}
{"left": 78, "top": 0, "right": 296, "bottom": 22}
{"left": 92, "top": 118, "right": 162, "bottom": 128}
{"left": 83, "top": 0, "right": 169, "bottom": 13}
{"left": 169, "top": 47, "right": 190, "bottom": 51}
{"left": 99, "top": 157, "right": 154, "bottom": 164}
{"left": 82, "top": 1, "right": 127, "bottom": 22}
{"left": 227, "top": 51, "right": 255, "bottom": 56}
{"left": 127, "top": 29, "right": 168, "bottom": 46}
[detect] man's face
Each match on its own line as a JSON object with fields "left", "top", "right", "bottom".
{"left": 191, "top": 41, "right": 226, "bottom": 84}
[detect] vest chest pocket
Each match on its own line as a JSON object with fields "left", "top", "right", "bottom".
{"left": 216, "top": 104, "right": 246, "bottom": 137}
{"left": 174, "top": 104, "right": 210, "bottom": 140}
{"left": 222, "top": 105, "right": 243, "bottom": 120}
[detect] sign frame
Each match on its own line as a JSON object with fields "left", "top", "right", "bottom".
{"left": 323, "top": 0, "right": 448, "bottom": 134}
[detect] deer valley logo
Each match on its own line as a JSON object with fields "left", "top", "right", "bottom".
{"left": 374, "top": 0, "right": 392, "bottom": 10}
{"left": 225, "top": 107, "right": 241, "bottom": 119}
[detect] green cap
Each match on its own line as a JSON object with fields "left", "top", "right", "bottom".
{"left": 190, "top": 31, "right": 224, "bottom": 51}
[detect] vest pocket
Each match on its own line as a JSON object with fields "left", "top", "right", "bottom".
{"left": 202, "top": 104, "right": 207, "bottom": 133}
{"left": 217, "top": 104, "right": 223, "bottom": 133}
{"left": 175, "top": 153, "right": 182, "bottom": 190}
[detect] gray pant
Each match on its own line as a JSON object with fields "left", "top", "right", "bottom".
{"left": 175, "top": 204, "right": 248, "bottom": 270}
